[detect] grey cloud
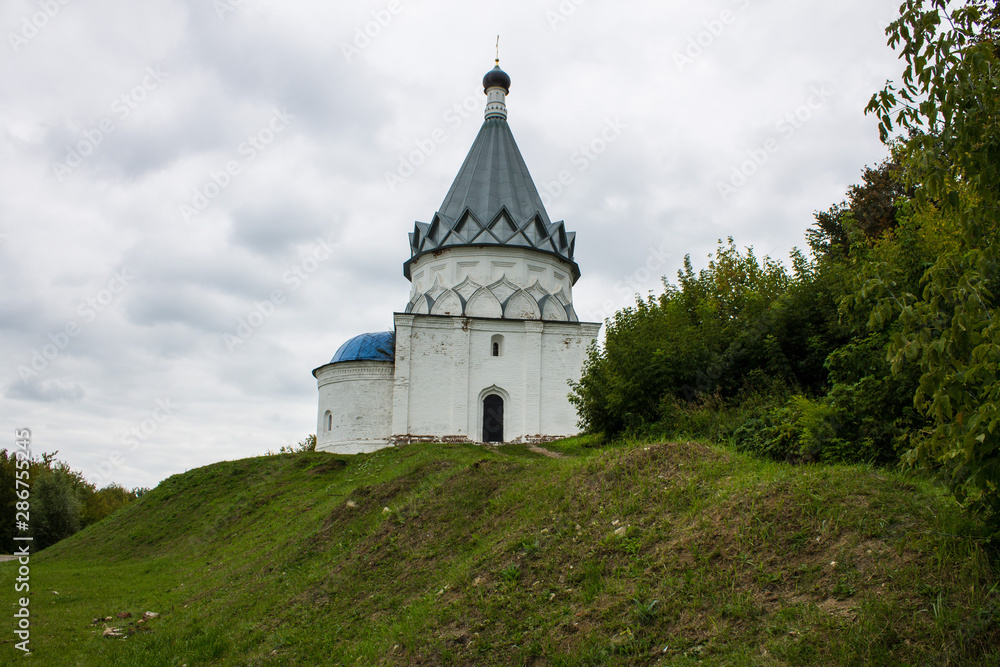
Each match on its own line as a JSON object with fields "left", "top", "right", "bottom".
{"left": 7, "top": 379, "right": 86, "bottom": 403}
{"left": 0, "top": 0, "right": 906, "bottom": 488}
{"left": 228, "top": 199, "right": 338, "bottom": 257}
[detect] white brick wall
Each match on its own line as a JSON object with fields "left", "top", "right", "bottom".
{"left": 314, "top": 361, "right": 394, "bottom": 454}
{"left": 391, "top": 313, "right": 600, "bottom": 442}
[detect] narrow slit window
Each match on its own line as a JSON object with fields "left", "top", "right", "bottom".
{"left": 491, "top": 334, "right": 504, "bottom": 357}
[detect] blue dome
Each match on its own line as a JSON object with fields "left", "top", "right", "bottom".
{"left": 330, "top": 331, "right": 395, "bottom": 364}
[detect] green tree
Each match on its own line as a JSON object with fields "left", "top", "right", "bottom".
{"left": 82, "top": 484, "right": 138, "bottom": 526}
{"left": 30, "top": 468, "right": 83, "bottom": 550}
{"left": 808, "top": 156, "right": 914, "bottom": 257}
{"left": 571, "top": 239, "right": 824, "bottom": 437}
{"left": 867, "top": 0, "right": 1000, "bottom": 529}
{"left": 0, "top": 450, "right": 18, "bottom": 552}
{"left": 1, "top": 449, "right": 143, "bottom": 551}
{"left": 570, "top": 288, "right": 707, "bottom": 435}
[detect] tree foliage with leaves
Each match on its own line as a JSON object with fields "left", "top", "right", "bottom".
{"left": 0, "top": 449, "right": 146, "bottom": 552}
{"left": 866, "top": 0, "right": 1000, "bottom": 528}
{"left": 568, "top": 0, "right": 998, "bottom": 536}
{"left": 30, "top": 468, "right": 83, "bottom": 550}
{"left": 808, "top": 156, "right": 915, "bottom": 257}
{"left": 276, "top": 434, "right": 317, "bottom": 454}
{"left": 570, "top": 239, "right": 845, "bottom": 437}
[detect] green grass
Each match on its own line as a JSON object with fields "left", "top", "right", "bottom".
{"left": 2, "top": 440, "right": 998, "bottom": 665}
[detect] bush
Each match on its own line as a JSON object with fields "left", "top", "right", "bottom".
{"left": 277, "top": 435, "right": 317, "bottom": 454}
{"left": 733, "top": 410, "right": 799, "bottom": 462}
{"left": 570, "top": 240, "right": 829, "bottom": 437}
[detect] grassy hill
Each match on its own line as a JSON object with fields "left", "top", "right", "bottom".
{"left": 4, "top": 438, "right": 999, "bottom": 665}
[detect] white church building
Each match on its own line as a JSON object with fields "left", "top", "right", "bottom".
{"left": 312, "top": 61, "right": 601, "bottom": 453}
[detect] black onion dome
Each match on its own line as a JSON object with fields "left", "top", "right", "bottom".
{"left": 482, "top": 64, "right": 511, "bottom": 92}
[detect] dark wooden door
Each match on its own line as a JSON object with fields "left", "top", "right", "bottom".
{"left": 483, "top": 394, "right": 504, "bottom": 442}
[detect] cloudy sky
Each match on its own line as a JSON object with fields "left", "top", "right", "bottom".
{"left": 1, "top": 0, "right": 905, "bottom": 489}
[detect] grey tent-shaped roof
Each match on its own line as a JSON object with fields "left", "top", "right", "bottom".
{"left": 404, "top": 67, "right": 580, "bottom": 283}
{"left": 438, "top": 119, "right": 551, "bottom": 230}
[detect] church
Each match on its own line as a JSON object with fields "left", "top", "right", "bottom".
{"left": 312, "top": 60, "right": 601, "bottom": 454}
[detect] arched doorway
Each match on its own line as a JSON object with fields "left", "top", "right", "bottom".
{"left": 483, "top": 394, "right": 504, "bottom": 442}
